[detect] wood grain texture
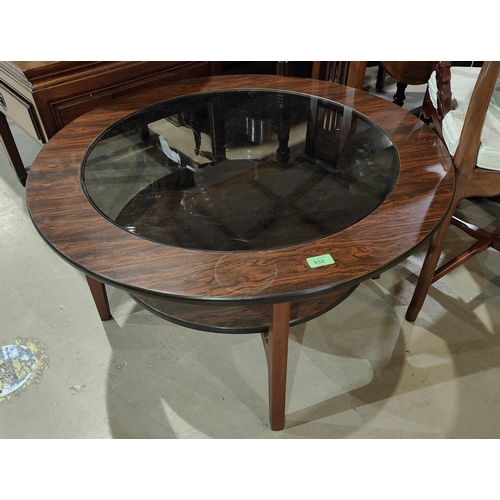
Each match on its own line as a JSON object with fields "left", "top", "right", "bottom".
{"left": 264, "top": 302, "right": 291, "bottom": 431}
{"left": 131, "top": 285, "right": 357, "bottom": 333}
{"left": 380, "top": 62, "right": 434, "bottom": 86}
{"left": 11, "top": 61, "right": 217, "bottom": 139}
{"left": 311, "top": 61, "right": 367, "bottom": 89}
{"left": 26, "top": 75, "right": 455, "bottom": 307}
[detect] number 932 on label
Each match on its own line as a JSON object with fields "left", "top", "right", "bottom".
{"left": 306, "top": 254, "right": 335, "bottom": 268}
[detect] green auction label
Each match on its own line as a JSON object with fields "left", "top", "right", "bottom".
{"left": 306, "top": 254, "right": 335, "bottom": 268}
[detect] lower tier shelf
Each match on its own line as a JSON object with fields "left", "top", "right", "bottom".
{"left": 130, "top": 285, "right": 357, "bottom": 334}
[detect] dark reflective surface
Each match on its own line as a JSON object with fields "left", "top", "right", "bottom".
{"left": 82, "top": 90, "right": 399, "bottom": 251}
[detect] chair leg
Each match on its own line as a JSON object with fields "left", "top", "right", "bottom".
{"left": 393, "top": 82, "right": 408, "bottom": 107}
{"left": 376, "top": 65, "right": 386, "bottom": 93}
{"left": 406, "top": 208, "right": 456, "bottom": 322}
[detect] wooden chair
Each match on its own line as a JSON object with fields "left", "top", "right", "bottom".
{"left": 406, "top": 61, "right": 500, "bottom": 321}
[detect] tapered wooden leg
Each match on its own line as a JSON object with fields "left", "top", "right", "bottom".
{"left": 261, "top": 302, "right": 291, "bottom": 430}
{"left": 0, "top": 113, "right": 28, "bottom": 186}
{"left": 406, "top": 205, "right": 457, "bottom": 322}
{"left": 85, "top": 275, "right": 112, "bottom": 321}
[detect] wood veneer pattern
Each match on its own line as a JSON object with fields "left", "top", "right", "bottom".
{"left": 26, "top": 75, "right": 455, "bottom": 305}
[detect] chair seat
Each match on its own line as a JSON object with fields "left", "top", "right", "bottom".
{"left": 428, "top": 67, "right": 500, "bottom": 171}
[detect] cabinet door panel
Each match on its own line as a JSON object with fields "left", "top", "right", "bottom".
{"left": 32, "top": 62, "right": 216, "bottom": 138}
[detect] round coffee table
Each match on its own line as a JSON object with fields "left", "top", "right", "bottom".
{"left": 26, "top": 75, "right": 455, "bottom": 430}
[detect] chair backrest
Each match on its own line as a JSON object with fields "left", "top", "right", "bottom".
{"left": 433, "top": 61, "right": 453, "bottom": 121}
{"left": 311, "top": 62, "right": 367, "bottom": 90}
{"left": 453, "top": 62, "right": 500, "bottom": 176}
{"left": 429, "top": 62, "right": 500, "bottom": 180}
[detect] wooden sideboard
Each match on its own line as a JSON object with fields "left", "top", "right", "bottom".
{"left": 0, "top": 61, "right": 220, "bottom": 185}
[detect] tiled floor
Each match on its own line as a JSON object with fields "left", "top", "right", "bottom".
{"left": 1, "top": 68, "right": 500, "bottom": 439}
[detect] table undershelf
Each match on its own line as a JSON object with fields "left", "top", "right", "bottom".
{"left": 130, "top": 286, "right": 357, "bottom": 334}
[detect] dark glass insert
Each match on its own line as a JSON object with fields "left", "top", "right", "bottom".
{"left": 82, "top": 90, "right": 399, "bottom": 251}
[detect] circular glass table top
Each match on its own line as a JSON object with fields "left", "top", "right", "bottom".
{"left": 26, "top": 75, "right": 454, "bottom": 304}
{"left": 82, "top": 90, "right": 399, "bottom": 251}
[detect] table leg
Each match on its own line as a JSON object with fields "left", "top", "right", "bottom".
{"left": 85, "top": 275, "right": 112, "bottom": 321}
{"left": 0, "top": 112, "right": 28, "bottom": 186}
{"left": 261, "top": 302, "right": 291, "bottom": 431}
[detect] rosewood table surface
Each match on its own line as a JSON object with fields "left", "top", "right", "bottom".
{"left": 25, "top": 75, "right": 455, "bottom": 430}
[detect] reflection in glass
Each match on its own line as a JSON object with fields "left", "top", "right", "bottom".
{"left": 82, "top": 90, "right": 399, "bottom": 251}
